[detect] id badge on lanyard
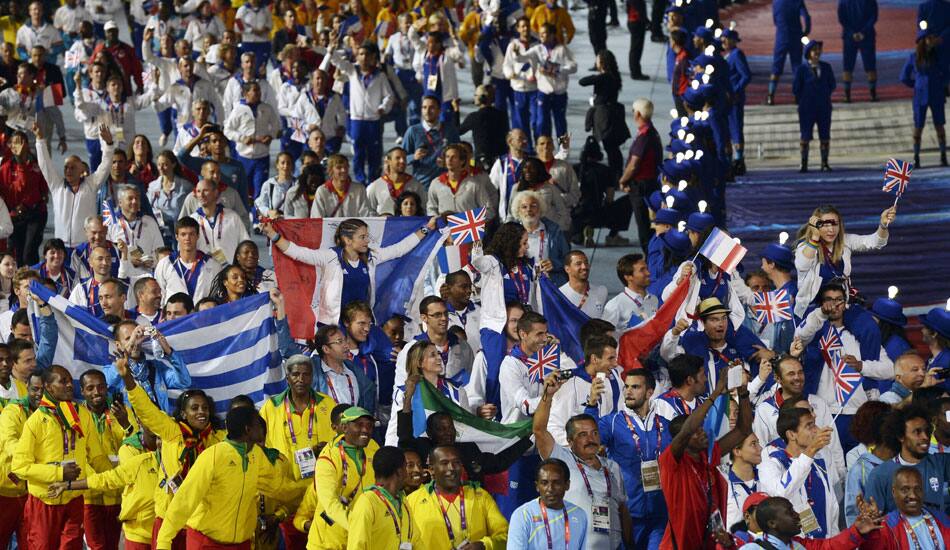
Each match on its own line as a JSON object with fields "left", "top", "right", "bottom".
{"left": 294, "top": 447, "right": 316, "bottom": 478}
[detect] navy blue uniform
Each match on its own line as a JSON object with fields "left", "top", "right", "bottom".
{"left": 772, "top": 0, "right": 811, "bottom": 76}
{"left": 838, "top": 0, "right": 878, "bottom": 73}
{"left": 793, "top": 61, "right": 836, "bottom": 140}
{"left": 726, "top": 48, "right": 752, "bottom": 143}
{"left": 901, "top": 52, "right": 949, "bottom": 128}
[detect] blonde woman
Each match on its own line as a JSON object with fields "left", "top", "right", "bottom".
{"left": 794, "top": 204, "right": 896, "bottom": 316}
{"left": 309, "top": 154, "right": 372, "bottom": 217}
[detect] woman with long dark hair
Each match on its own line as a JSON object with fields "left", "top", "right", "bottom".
{"left": 147, "top": 150, "right": 193, "bottom": 245}
{"left": 284, "top": 163, "right": 324, "bottom": 218}
{"left": 394, "top": 191, "right": 424, "bottom": 217}
{"left": 482, "top": 221, "right": 552, "bottom": 306}
{"left": 128, "top": 135, "right": 157, "bottom": 184}
{"left": 261, "top": 216, "right": 437, "bottom": 326}
{"left": 900, "top": 28, "right": 948, "bottom": 168}
{"left": 209, "top": 264, "right": 257, "bottom": 304}
{"left": 232, "top": 240, "right": 276, "bottom": 293}
{"left": 0, "top": 130, "right": 48, "bottom": 265}
{"left": 579, "top": 50, "right": 630, "bottom": 180}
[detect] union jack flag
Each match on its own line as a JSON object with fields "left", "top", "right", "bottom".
{"left": 819, "top": 325, "right": 843, "bottom": 362}
{"left": 750, "top": 289, "right": 793, "bottom": 325}
{"left": 101, "top": 200, "right": 119, "bottom": 227}
{"left": 830, "top": 348, "right": 862, "bottom": 405}
{"left": 527, "top": 343, "right": 561, "bottom": 384}
{"left": 446, "top": 208, "right": 487, "bottom": 245}
{"left": 882, "top": 158, "right": 912, "bottom": 197}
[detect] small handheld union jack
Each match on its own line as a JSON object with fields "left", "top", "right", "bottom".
{"left": 882, "top": 158, "right": 911, "bottom": 199}
{"left": 101, "top": 200, "right": 119, "bottom": 227}
{"left": 446, "top": 207, "right": 487, "bottom": 245}
{"left": 831, "top": 348, "right": 862, "bottom": 405}
{"left": 750, "top": 289, "right": 793, "bottom": 325}
{"left": 527, "top": 343, "right": 561, "bottom": 384}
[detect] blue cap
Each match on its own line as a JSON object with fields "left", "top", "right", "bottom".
{"left": 659, "top": 230, "right": 692, "bottom": 256}
{"left": 668, "top": 139, "right": 691, "bottom": 154}
{"left": 686, "top": 212, "right": 715, "bottom": 233}
{"left": 921, "top": 307, "right": 950, "bottom": 340}
{"left": 803, "top": 39, "right": 823, "bottom": 58}
{"left": 666, "top": 189, "right": 696, "bottom": 213}
{"left": 694, "top": 26, "right": 715, "bottom": 42}
{"left": 721, "top": 28, "right": 740, "bottom": 41}
{"left": 761, "top": 243, "right": 794, "bottom": 271}
{"left": 691, "top": 54, "right": 717, "bottom": 69}
{"left": 917, "top": 23, "right": 936, "bottom": 42}
{"left": 655, "top": 208, "right": 682, "bottom": 226}
{"left": 870, "top": 298, "right": 908, "bottom": 327}
{"left": 682, "top": 84, "right": 711, "bottom": 108}
{"left": 665, "top": 3, "right": 684, "bottom": 14}
{"left": 660, "top": 158, "right": 686, "bottom": 180}
{"left": 645, "top": 190, "right": 663, "bottom": 212}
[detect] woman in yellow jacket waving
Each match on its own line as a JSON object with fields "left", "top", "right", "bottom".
{"left": 114, "top": 352, "right": 226, "bottom": 550}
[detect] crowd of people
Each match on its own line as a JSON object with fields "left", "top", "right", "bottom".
{"left": 0, "top": 0, "right": 946, "bottom": 548}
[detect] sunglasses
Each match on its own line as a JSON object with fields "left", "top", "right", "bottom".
{"left": 814, "top": 220, "right": 839, "bottom": 229}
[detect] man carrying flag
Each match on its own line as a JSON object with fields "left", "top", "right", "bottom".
{"left": 795, "top": 283, "right": 894, "bottom": 451}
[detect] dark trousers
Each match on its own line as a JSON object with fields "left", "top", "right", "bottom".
{"left": 589, "top": 8, "right": 608, "bottom": 52}
{"left": 604, "top": 139, "right": 625, "bottom": 179}
{"left": 650, "top": 0, "right": 666, "bottom": 36}
{"left": 11, "top": 209, "right": 47, "bottom": 266}
{"left": 632, "top": 179, "right": 659, "bottom": 245}
{"left": 628, "top": 20, "right": 647, "bottom": 76}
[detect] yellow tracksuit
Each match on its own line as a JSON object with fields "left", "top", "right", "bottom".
{"left": 12, "top": 404, "right": 113, "bottom": 505}
{"left": 529, "top": 4, "right": 576, "bottom": 45}
{"left": 346, "top": 485, "right": 413, "bottom": 550}
{"left": 0, "top": 399, "right": 30, "bottom": 498}
{"left": 404, "top": 482, "right": 509, "bottom": 550}
{"left": 126, "top": 384, "right": 226, "bottom": 519}
{"left": 155, "top": 440, "right": 294, "bottom": 549}
{"left": 256, "top": 449, "right": 306, "bottom": 550}
{"left": 305, "top": 435, "right": 378, "bottom": 550}
{"left": 82, "top": 403, "right": 133, "bottom": 506}
{"left": 458, "top": 11, "right": 482, "bottom": 57}
{"left": 84, "top": 442, "right": 159, "bottom": 545}
{"left": 260, "top": 390, "right": 336, "bottom": 484}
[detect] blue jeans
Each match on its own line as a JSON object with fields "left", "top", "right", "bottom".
{"left": 512, "top": 89, "right": 536, "bottom": 143}
{"left": 349, "top": 119, "right": 382, "bottom": 183}
{"left": 157, "top": 107, "right": 174, "bottom": 137}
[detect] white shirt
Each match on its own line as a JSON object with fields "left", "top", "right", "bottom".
{"left": 326, "top": 50, "right": 394, "bottom": 121}
{"left": 310, "top": 182, "right": 372, "bottom": 218}
{"left": 549, "top": 367, "right": 624, "bottom": 445}
{"left": 794, "top": 310, "right": 895, "bottom": 414}
{"left": 499, "top": 351, "right": 577, "bottom": 424}
{"left": 412, "top": 48, "right": 466, "bottom": 103}
{"left": 559, "top": 282, "right": 608, "bottom": 319}
{"left": 384, "top": 32, "right": 415, "bottom": 70}
{"left": 184, "top": 17, "right": 225, "bottom": 50}
{"left": 427, "top": 174, "right": 497, "bottom": 218}
{"left": 74, "top": 91, "right": 155, "bottom": 148}
{"left": 760, "top": 448, "right": 840, "bottom": 537}
{"left": 510, "top": 42, "right": 577, "bottom": 95}
{"left": 154, "top": 252, "right": 223, "bottom": 303}
{"left": 39, "top": 138, "right": 114, "bottom": 247}
{"left": 365, "top": 175, "right": 427, "bottom": 215}
{"left": 293, "top": 90, "right": 347, "bottom": 142}
{"left": 322, "top": 363, "right": 360, "bottom": 407}
{"left": 54, "top": 6, "right": 93, "bottom": 35}
{"left": 107, "top": 214, "right": 164, "bottom": 263}
{"left": 602, "top": 289, "right": 659, "bottom": 333}
{"left": 190, "top": 205, "right": 251, "bottom": 261}
{"left": 222, "top": 101, "right": 281, "bottom": 159}
{"left": 393, "top": 334, "right": 476, "bottom": 389}
{"left": 503, "top": 39, "right": 538, "bottom": 93}
{"left": 222, "top": 76, "right": 278, "bottom": 114}
{"left": 233, "top": 4, "right": 272, "bottom": 42}
{"left": 85, "top": 0, "right": 123, "bottom": 23}
{"left": 16, "top": 22, "right": 62, "bottom": 53}
{"left": 160, "top": 77, "right": 223, "bottom": 127}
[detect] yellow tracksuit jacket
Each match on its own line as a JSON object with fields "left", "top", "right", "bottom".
{"left": 259, "top": 390, "right": 336, "bottom": 485}
{"left": 346, "top": 485, "right": 413, "bottom": 550}
{"left": 529, "top": 5, "right": 576, "bottom": 45}
{"left": 126, "top": 384, "right": 226, "bottom": 519}
{"left": 0, "top": 399, "right": 30, "bottom": 498}
{"left": 12, "top": 404, "right": 114, "bottom": 505}
{"left": 303, "top": 435, "right": 378, "bottom": 550}
{"left": 404, "top": 482, "right": 509, "bottom": 550}
{"left": 155, "top": 440, "right": 294, "bottom": 549}
{"left": 82, "top": 403, "right": 133, "bottom": 506}
{"left": 85, "top": 442, "right": 159, "bottom": 544}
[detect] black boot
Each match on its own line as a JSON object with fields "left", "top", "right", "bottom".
{"left": 870, "top": 87, "right": 878, "bottom": 102}
{"left": 915, "top": 153, "right": 921, "bottom": 169}
{"left": 820, "top": 144, "right": 831, "bottom": 171}
{"left": 799, "top": 145, "right": 809, "bottom": 172}
{"left": 942, "top": 151, "right": 949, "bottom": 167}
{"left": 736, "top": 158, "right": 747, "bottom": 175}
{"left": 844, "top": 89, "right": 852, "bottom": 103}
{"left": 766, "top": 94, "right": 775, "bottom": 106}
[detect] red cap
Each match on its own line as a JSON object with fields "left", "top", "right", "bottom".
{"left": 742, "top": 492, "right": 770, "bottom": 515}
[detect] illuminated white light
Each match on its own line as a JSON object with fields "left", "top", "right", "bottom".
{"left": 675, "top": 152, "right": 685, "bottom": 162}
{"left": 677, "top": 129, "right": 686, "bottom": 140}
{"left": 701, "top": 74, "right": 710, "bottom": 84}
{"left": 921, "top": 20, "right": 929, "bottom": 31}
{"left": 705, "top": 65, "right": 715, "bottom": 75}
{"left": 685, "top": 133, "right": 695, "bottom": 144}
{"left": 678, "top": 180, "right": 688, "bottom": 191}
{"left": 705, "top": 18, "right": 713, "bottom": 27}
{"left": 691, "top": 79, "right": 700, "bottom": 90}
{"left": 888, "top": 286, "right": 899, "bottom": 299}
{"left": 729, "top": 21, "right": 736, "bottom": 30}
{"left": 695, "top": 150, "right": 705, "bottom": 160}
{"left": 678, "top": 220, "right": 687, "bottom": 232}
{"left": 670, "top": 108, "right": 679, "bottom": 118}
{"left": 662, "top": 184, "right": 671, "bottom": 193}
{"left": 779, "top": 231, "right": 789, "bottom": 245}
{"left": 705, "top": 45, "right": 715, "bottom": 56}
{"left": 699, "top": 200, "right": 708, "bottom": 213}
{"left": 801, "top": 36, "right": 810, "bottom": 45}
{"left": 666, "top": 196, "right": 676, "bottom": 208}
{"left": 684, "top": 150, "right": 694, "bottom": 160}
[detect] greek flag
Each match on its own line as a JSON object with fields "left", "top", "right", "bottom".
{"left": 31, "top": 283, "right": 285, "bottom": 413}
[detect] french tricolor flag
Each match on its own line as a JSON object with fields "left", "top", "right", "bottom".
{"left": 437, "top": 243, "right": 473, "bottom": 273}
{"left": 698, "top": 227, "right": 747, "bottom": 273}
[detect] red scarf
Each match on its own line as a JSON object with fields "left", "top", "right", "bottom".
{"left": 178, "top": 421, "right": 213, "bottom": 475}
{"left": 39, "top": 393, "right": 84, "bottom": 437}
{"left": 438, "top": 170, "right": 468, "bottom": 194}
{"left": 382, "top": 173, "right": 410, "bottom": 200}
{"left": 325, "top": 179, "right": 350, "bottom": 203}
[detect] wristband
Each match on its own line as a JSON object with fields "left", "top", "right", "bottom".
{"left": 804, "top": 240, "right": 818, "bottom": 251}
{"left": 67, "top": 480, "right": 72, "bottom": 490}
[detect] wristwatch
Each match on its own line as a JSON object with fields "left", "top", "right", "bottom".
{"left": 420, "top": 226, "right": 430, "bottom": 236}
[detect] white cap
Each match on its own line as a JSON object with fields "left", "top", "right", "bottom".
{"left": 104, "top": 20, "right": 118, "bottom": 31}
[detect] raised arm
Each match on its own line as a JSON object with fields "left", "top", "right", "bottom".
{"left": 532, "top": 372, "right": 567, "bottom": 460}
{"left": 669, "top": 369, "right": 727, "bottom": 459}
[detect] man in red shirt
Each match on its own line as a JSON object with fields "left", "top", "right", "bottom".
{"left": 90, "top": 21, "right": 144, "bottom": 98}
{"left": 618, "top": 97, "right": 663, "bottom": 249}
{"left": 659, "top": 359, "right": 753, "bottom": 550}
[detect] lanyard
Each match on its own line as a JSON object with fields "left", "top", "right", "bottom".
{"left": 382, "top": 173, "right": 406, "bottom": 200}
{"left": 173, "top": 255, "right": 203, "bottom": 285}
{"left": 85, "top": 278, "right": 100, "bottom": 308}
{"left": 624, "top": 289, "right": 644, "bottom": 308}
{"left": 284, "top": 394, "right": 314, "bottom": 445}
{"left": 539, "top": 500, "right": 571, "bottom": 549}
{"left": 666, "top": 390, "right": 693, "bottom": 416}
{"left": 576, "top": 285, "right": 589, "bottom": 309}
{"left": 325, "top": 370, "right": 355, "bottom": 405}
{"left": 338, "top": 442, "right": 366, "bottom": 502}
{"left": 622, "top": 412, "right": 661, "bottom": 461}
{"left": 197, "top": 207, "right": 224, "bottom": 245}
{"left": 58, "top": 422, "right": 76, "bottom": 456}
{"left": 902, "top": 514, "right": 940, "bottom": 550}
{"left": 120, "top": 217, "right": 144, "bottom": 244}
{"left": 425, "top": 126, "right": 444, "bottom": 150}
{"left": 435, "top": 487, "right": 467, "bottom": 544}
{"left": 574, "top": 457, "right": 612, "bottom": 500}
{"left": 510, "top": 263, "right": 530, "bottom": 304}
{"left": 372, "top": 487, "right": 410, "bottom": 539}
{"left": 435, "top": 339, "right": 450, "bottom": 367}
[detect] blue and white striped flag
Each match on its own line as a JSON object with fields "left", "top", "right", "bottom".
{"left": 31, "top": 283, "right": 285, "bottom": 413}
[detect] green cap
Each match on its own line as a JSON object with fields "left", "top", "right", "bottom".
{"left": 340, "top": 406, "right": 374, "bottom": 424}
